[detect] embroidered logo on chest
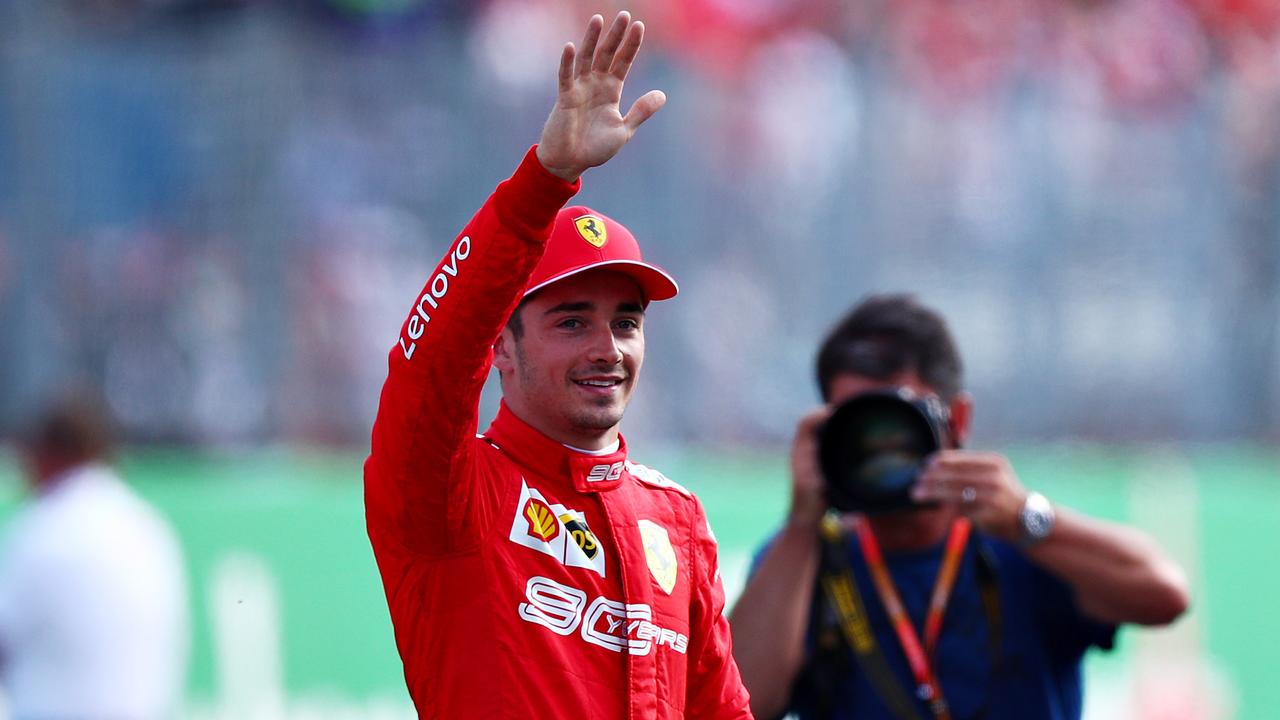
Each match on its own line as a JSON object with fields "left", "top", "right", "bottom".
{"left": 638, "top": 519, "right": 678, "bottom": 594}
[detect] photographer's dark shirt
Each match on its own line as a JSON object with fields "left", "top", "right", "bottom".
{"left": 749, "top": 531, "right": 1116, "bottom": 720}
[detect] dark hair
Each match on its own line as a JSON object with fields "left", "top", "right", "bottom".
{"left": 20, "top": 396, "right": 113, "bottom": 464}
{"left": 506, "top": 298, "right": 529, "bottom": 339}
{"left": 816, "top": 294, "right": 963, "bottom": 402}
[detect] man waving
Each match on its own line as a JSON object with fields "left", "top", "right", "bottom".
{"left": 364, "top": 11, "right": 752, "bottom": 719}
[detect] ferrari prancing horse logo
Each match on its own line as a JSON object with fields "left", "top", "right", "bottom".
{"left": 639, "top": 519, "right": 678, "bottom": 594}
{"left": 575, "top": 215, "right": 608, "bottom": 248}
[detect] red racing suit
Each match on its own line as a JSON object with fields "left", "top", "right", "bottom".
{"left": 364, "top": 147, "right": 753, "bottom": 719}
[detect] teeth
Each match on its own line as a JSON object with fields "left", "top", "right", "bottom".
{"left": 578, "top": 380, "right": 619, "bottom": 387}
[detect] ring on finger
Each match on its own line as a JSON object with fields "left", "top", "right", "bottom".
{"left": 961, "top": 486, "right": 978, "bottom": 504}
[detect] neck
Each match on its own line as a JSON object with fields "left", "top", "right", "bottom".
{"left": 564, "top": 438, "right": 621, "bottom": 455}
{"left": 561, "top": 428, "right": 620, "bottom": 452}
{"left": 535, "top": 420, "right": 618, "bottom": 452}
{"left": 865, "top": 505, "right": 958, "bottom": 552}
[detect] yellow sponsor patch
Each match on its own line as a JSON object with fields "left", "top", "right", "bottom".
{"left": 575, "top": 215, "right": 607, "bottom": 248}
{"left": 560, "top": 512, "right": 600, "bottom": 560}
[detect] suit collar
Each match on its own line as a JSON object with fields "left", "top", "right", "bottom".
{"left": 483, "top": 402, "right": 629, "bottom": 493}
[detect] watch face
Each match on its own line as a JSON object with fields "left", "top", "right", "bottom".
{"left": 1020, "top": 493, "right": 1054, "bottom": 542}
{"left": 1024, "top": 510, "right": 1050, "bottom": 538}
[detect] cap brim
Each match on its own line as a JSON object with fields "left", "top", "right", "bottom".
{"left": 523, "top": 259, "right": 679, "bottom": 303}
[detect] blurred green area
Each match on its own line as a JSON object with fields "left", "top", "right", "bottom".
{"left": 0, "top": 446, "right": 1274, "bottom": 717}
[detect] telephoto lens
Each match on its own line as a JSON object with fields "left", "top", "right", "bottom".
{"left": 817, "top": 389, "right": 949, "bottom": 514}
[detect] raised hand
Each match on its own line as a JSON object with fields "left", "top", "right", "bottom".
{"left": 536, "top": 12, "right": 667, "bottom": 182}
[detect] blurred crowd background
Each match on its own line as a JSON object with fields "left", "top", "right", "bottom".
{"left": 0, "top": 0, "right": 1278, "bottom": 718}
{"left": 1, "top": 0, "right": 1278, "bottom": 448}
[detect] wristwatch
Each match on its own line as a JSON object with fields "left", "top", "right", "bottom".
{"left": 1017, "top": 491, "right": 1056, "bottom": 547}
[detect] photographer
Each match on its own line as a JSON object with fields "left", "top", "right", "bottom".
{"left": 729, "top": 294, "right": 1190, "bottom": 720}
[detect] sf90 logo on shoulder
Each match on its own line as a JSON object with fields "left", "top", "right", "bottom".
{"left": 518, "top": 576, "right": 689, "bottom": 656}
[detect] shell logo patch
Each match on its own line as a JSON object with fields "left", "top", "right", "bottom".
{"left": 524, "top": 499, "right": 559, "bottom": 542}
{"left": 639, "top": 519, "right": 678, "bottom": 595}
{"left": 574, "top": 215, "right": 607, "bottom": 248}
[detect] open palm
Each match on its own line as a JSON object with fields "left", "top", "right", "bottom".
{"left": 536, "top": 12, "right": 666, "bottom": 182}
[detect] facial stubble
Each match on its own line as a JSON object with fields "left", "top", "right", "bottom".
{"left": 514, "top": 342, "right": 628, "bottom": 433}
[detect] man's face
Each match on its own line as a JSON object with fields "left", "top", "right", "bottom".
{"left": 494, "top": 269, "right": 646, "bottom": 447}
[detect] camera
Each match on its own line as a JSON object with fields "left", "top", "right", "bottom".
{"left": 817, "top": 388, "right": 951, "bottom": 514}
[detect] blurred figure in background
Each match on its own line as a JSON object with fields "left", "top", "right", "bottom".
{"left": 730, "top": 295, "right": 1190, "bottom": 720}
{"left": 0, "top": 397, "right": 188, "bottom": 719}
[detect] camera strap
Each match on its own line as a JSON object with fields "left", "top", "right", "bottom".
{"left": 819, "top": 515, "right": 1003, "bottom": 720}
{"left": 819, "top": 515, "right": 926, "bottom": 720}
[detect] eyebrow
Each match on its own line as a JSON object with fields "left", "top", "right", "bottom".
{"left": 544, "top": 301, "right": 646, "bottom": 316}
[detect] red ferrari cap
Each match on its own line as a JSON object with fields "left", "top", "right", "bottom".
{"left": 523, "top": 206, "right": 679, "bottom": 302}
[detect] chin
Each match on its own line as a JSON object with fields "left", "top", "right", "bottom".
{"left": 570, "top": 405, "right": 626, "bottom": 432}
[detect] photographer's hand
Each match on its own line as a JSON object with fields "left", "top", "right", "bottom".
{"left": 913, "top": 450, "right": 1189, "bottom": 625}
{"left": 787, "top": 406, "right": 831, "bottom": 531}
{"left": 912, "top": 450, "right": 1026, "bottom": 541}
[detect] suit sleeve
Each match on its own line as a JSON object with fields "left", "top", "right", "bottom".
{"left": 364, "top": 147, "right": 579, "bottom": 558}
{"left": 686, "top": 497, "right": 754, "bottom": 719}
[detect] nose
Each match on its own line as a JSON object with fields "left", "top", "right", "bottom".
{"left": 586, "top": 325, "right": 624, "bottom": 366}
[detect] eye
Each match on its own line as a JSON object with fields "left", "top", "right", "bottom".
{"left": 615, "top": 318, "right": 641, "bottom": 331}
{"left": 557, "top": 318, "right": 584, "bottom": 329}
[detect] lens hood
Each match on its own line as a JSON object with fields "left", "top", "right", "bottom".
{"left": 818, "top": 389, "right": 946, "bottom": 514}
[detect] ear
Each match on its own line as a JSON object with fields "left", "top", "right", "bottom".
{"left": 947, "top": 392, "right": 973, "bottom": 448}
{"left": 493, "top": 327, "right": 517, "bottom": 375}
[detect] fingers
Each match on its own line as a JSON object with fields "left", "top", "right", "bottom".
{"left": 566, "top": 12, "right": 652, "bottom": 106}
{"left": 790, "top": 406, "right": 832, "bottom": 475}
{"left": 593, "top": 11, "right": 632, "bottom": 74}
{"left": 610, "top": 20, "right": 645, "bottom": 80}
{"left": 789, "top": 406, "right": 832, "bottom": 527}
{"left": 914, "top": 451, "right": 1020, "bottom": 503}
{"left": 920, "top": 466, "right": 999, "bottom": 487}
{"left": 795, "top": 405, "right": 832, "bottom": 436}
{"left": 918, "top": 462, "right": 995, "bottom": 490}
{"left": 927, "top": 450, "right": 1008, "bottom": 472}
{"left": 574, "top": 12, "right": 639, "bottom": 78}
{"left": 557, "top": 43, "right": 575, "bottom": 93}
{"left": 790, "top": 407, "right": 832, "bottom": 469}
{"left": 911, "top": 475, "right": 984, "bottom": 504}
{"left": 575, "top": 14, "right": 604, "bottom": 78}
{"left": 623, "top": 89, "right": 667, "bottom": 132}
{"left": 912, "top": 449, "right": 1026, "bottom": 539}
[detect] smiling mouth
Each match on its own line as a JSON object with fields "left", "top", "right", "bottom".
{"left": 574, "top": 378, "right": 625, "bottom": 389}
